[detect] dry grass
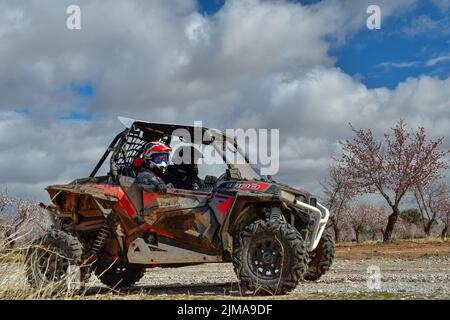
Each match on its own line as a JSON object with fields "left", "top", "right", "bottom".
{"left": 0, "top": 232, "right": 87, "bottom": 300}
{"left": 0, "top": 232, "right": 131, "bottom": 300}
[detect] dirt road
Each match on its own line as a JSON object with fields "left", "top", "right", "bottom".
{"left": 85, "top": 241, "right": 450, "bottom": 300}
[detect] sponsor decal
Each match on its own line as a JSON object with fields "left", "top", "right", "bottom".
{"left": 218, "top": 182, "right": 269, "bottom": 192}
{"left": 217, "top": 198, "right": 234, "bottom": 217}
{"left": 143, "top": 225, "right": 174, "bottom": 239}
{"left": 143, "top": 192, "right": 160, "bottom": 207}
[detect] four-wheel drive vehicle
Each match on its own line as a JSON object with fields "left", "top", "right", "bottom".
{"left": 26, "top": 117, "right": 334, "bottom": 295}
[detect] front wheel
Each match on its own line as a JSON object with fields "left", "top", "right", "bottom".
{"left": 304, "top": 230, "right": 335, "bottom": 281}
{"left": 232, "top": 219, "right": 308, "bottom": 295}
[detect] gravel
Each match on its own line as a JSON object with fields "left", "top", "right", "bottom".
{"left": 86, "top": 256, "right": 450, "bottom": 299}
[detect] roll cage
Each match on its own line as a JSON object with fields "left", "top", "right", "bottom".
{"left": 89, "top": 117, "right": 261, "bottom": 182}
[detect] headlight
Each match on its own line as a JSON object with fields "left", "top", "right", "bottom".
{"left": 280, "top": 190, "right": 296, "bottom": 203}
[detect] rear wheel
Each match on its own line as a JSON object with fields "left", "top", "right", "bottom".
{"left": 304, "top": 230, "right": 335, "bottom": 281}
{"left": 25, "top": 229, "right": 85, "bottom": 292}
{"left": 94, "top": 255, "right": 145, "bottom": 288}
{"left": 232, "top": 219, "right": 308, "bottom": 295}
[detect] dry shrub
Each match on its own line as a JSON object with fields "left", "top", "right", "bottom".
{"left": 0, "top": 232, "right": 100, "bottom": 299}
{"left": 0, "top": 190, "right": 86, "bottom": 300}
{"left": 0, "top": 191, "right": 53, "bottom": 251}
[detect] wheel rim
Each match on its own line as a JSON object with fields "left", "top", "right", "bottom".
{"left": 247, "top": 236, "right": 284, "bottom": 280}
{"left": 97, "top": 257, "right": 129, "bottom": 276}
{"left": 33, "top": 247, "right": 71, "bottom": 282}
{"left": 110, "top": 264, "right": 129, "bottom": 275}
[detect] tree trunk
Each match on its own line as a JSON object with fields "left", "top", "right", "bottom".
{"left": 355, "top": 229, "right": 360, "bottom": 243}
{"left": 424, "top": 219, "right": 434, "bottom": 237}
{"left": 441, "top": 225, "right": 449, "bottom": 239}
{"left": 383, "top": 207, "right": 400, "bottom": 242}
{"left": 333, "top": 225, "right": 340, "bottom": 243}
{"left": 424, "top": 225, "right": 431, "bottom": 237}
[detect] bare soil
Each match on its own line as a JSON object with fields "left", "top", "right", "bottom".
{"left": 335, "top": 240, "right": 450, "bottom": 260}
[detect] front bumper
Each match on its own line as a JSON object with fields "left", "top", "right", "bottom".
{"left": 293, "top": 200, "right": 330, "bottom": 252}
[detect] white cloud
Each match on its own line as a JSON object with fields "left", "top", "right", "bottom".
{"left": 425, "top": 55, "right": 450, "bottom": 67}
{"left": 3, "top": 0, "right": 450, "bottom": 201}
{"left": 377, "top": 61, "right": 420, "bottom": 69}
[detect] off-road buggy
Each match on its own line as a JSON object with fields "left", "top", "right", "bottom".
{"left": 26, "top": 117, "right": 334, "bottom": 295}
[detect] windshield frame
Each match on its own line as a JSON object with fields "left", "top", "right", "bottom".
{"left": 209, "top": 138, "right": 261, "bottom": 181}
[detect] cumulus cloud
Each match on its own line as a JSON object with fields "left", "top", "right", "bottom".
{"left": 0, "top": 0, "right": 416, "bottom": 117}
{"left": 0, "top": 111, "right": 119, "bottom": 183}
{"left": 2, "top": 0, "right": 450, "bottom": 201}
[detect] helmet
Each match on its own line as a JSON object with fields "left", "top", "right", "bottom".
{"left": 141, "top": 141, "right": 172, "bottom": 172}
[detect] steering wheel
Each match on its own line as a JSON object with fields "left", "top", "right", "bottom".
{"left": 216, "top": 173, "right": 226, "bottom": 183}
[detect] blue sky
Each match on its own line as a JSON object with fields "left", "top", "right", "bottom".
{"left": 333, "top": 1, "right": 450, "bottom": 89}
{"left": 197, "top": 0, "right": 225, "bottom": 15}
{"left": 64, "top": 82, "right": 96, "bottom": 121}
{"left": 198, "top": 0, "right": 450, "bottom": 89}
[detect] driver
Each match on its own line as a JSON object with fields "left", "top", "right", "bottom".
{"left": 136, "top": 141, "right": 172, "bottom": 193}
{"left": 164, "top": 145, "right": 202, "bottom": 190}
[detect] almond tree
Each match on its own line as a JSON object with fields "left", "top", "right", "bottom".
{"left": 321, "top": 164, "right": 356, "bottom": 242}
{"left": 392, "top": 217, "right": 410, "bottom": 239}
{"left": 339, "top": 120, "right": 449, "bottom": 242}
{"left": 365, "top": 206, "right": 388, "bottom": 240}
{"left": 414, "top": 180, "right": 450, "bottom": 236}
{"left": 436, "top": 185, "right": 450, "bottom": 239}
{"left": 343, "top": 204, "right": 388, "bottom": 242}
{"left": 343, "top": 205, "right": 369, "bottom": 243}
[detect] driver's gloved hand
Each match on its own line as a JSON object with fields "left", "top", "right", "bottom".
{"left": 157, "top": 183, "right": 167, "bottom": 194}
